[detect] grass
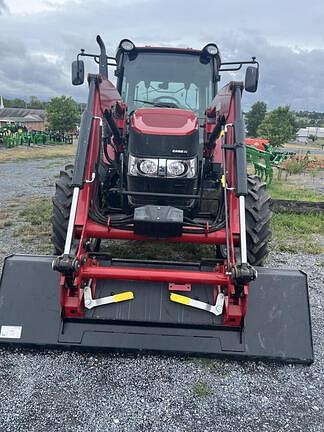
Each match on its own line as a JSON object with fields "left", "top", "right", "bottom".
{"left": 285, "top": 159, "right": 308, "bottom": 175}
{"left": 3, "top": 220, "right": 13, "bottom": 227}
{"left": 0, "top": 208, "right": 12, "bottom": 229}
{"left": 14, "top": 197, "right": 52, "bottom": 253}
{"left": 0, "top": 144, "right": 76, "bottom": 163}
{"left": 267, "top": 180, "right": 324, "bottom": 202}
{"left": 19, "top": 197, "right": 52, "bottom": 226}
{"left": 270, "top": 212, "right": 324, "bottom": 254}
{"left": 193, "top": 380, "right": 213, "bottom": 398}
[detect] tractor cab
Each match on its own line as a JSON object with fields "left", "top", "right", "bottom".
{"left": 70, "top": 37, "right": 260, "bottom": 215}
{"left": 115, "top": 41, "right": 220, "bottom": 122}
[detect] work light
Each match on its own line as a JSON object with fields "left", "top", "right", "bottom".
{"left": 120, "top": 39, "right": 135, "bottom": 52}
{"left": 203, "top": 43, "right": 219, "bottom": 56}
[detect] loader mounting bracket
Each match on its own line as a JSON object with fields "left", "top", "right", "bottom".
{"left": 52, "top": 254, "right": 80, "bottom": 275}
{"left": 231, "top": 263, "right": 257, "bottom": 285}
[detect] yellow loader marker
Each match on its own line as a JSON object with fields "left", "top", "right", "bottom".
{"left": 170, "top": 292, "right": 225, "bottom": 317}
{"left": 84, "top": 280, "right": 134, "bottom": 310}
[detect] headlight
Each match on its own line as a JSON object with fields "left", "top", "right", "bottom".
{"left": 128, "top": 155, "right": 197, "bottom": 178}
{"left": 128, "top": 155, "right": 158, "bottom": 176}
{"left": 167, "top": 160, "right": 186, "bottom": 177}
{"left": 139, "top": 159, "right": 158, "bottom": 175}
{"left": 167, "top": 158, "right": 196, "bottom": 178}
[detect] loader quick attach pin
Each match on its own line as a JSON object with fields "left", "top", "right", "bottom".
{"left": 84, "top": 279, "right": 134, "bottom": 310}
{"left": 170, "top": 293, "right": 225, "bottom": 317}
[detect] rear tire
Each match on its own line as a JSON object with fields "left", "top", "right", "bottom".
{"left": 245, "top": 175, "right": 272, "bottom": 266}
{"left": 51, "top": 165, "right": 74, "bottom": 255}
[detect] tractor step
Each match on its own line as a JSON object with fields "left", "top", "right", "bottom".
{"left": 0, "top": 255, "right": 313, "bottom": 364}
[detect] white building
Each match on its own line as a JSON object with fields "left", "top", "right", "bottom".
{"left": 296, "top": 127, "right": 324, "bottom": 143}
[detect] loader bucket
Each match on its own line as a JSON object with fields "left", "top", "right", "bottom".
{"left": 0, "top": 255, "right": 313, "bottom": 364}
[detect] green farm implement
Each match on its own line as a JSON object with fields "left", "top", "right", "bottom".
{"left": 0, "top": 125, "right": 73, "bottom": 148}
{"left": 246, "top": 144, "right": 295, "bottom": 183}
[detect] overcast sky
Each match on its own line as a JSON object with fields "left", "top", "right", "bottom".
{"left": 1, "top": 0, "right": 324, "bottom": 110}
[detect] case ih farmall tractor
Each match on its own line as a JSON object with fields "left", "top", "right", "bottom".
{"left": 0, "top": 36, "right": 313, "bottom": 363}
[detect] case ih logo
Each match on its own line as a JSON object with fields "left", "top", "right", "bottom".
{"left": 172, "top": 149, "right": 188, "bottom": 154}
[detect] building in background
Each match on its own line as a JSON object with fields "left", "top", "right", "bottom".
{"left": 296, "top": 127, "right": 324, "bottom": 143}
{"left": 0, "top": 107, "right": 46, "bottom": 131}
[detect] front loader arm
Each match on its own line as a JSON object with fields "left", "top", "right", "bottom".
{"left": 53, "top": 74, "right": 127, "bottom": 316}
{"left": 205, "top": 82, "right": 256, "bottom": 298}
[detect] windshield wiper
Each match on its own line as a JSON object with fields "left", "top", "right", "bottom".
{"left": 133, "top": 98, "right": 181, "bottom": 109}
{"left": 133, "top": 99, "right": 156, "bottom": 105}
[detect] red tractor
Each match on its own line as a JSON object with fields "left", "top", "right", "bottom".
{"left": 0, "top": 36, "right": 313, "bottom": 363}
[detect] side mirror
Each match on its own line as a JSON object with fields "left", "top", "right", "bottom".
{"left": 245, "top": 66, "right": 259, "bottom": 93}
{"left": 72, "top": 60, "right": 84, "bottom": 86}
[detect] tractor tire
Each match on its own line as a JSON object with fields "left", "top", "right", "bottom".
{"left": 51, "top": 164, "right": 74, "bottom": 255}
{"left": 216, "top": 175, "right": 271, "bottom": 266}
{"left": 245, "top": 175, "right": 272, "bottom": 266}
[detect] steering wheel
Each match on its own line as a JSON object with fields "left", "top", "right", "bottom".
{"left": 153, "top": 96, "right": 180, "bottom": 108}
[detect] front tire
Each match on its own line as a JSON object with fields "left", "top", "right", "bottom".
{"left": 51, "top": 165, "right": 74, "bottom": 255}
{"left": 216, "top": 175, "right": 271, "bottom": 266}
{"left": 245, "top": 175, "right": 272, "bottom": 266}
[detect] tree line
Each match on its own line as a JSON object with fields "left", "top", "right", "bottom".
{"left": 244, "top": 102, "right": 323, "bottom": 147}
{"left": 3, "top": 96, "right": 86, "bottom": 113}
{"left": 3, "top": 96, "right": 323, "bottom": 145}
{"left": 3, "top": 96, "right": 47, "bottom": 109}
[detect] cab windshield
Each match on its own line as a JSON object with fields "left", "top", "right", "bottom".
{"left": 120, "top": 52, "right": 214, "bottom": 118}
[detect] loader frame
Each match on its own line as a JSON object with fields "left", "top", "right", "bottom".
{"left": 55, "top": 72, "right": 251, "bottom": 328}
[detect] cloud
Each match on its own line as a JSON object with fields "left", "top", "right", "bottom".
{"left": 0, "top": 0, "right": 323, "bottom": 110}
{"left": 0, "top": 0, "right": 8, "bottom": 14}
{"left": 0, "top": 35, "right": 73, "bottom": 98}
{"left": 218, "top": 33, "right": 324, "bottom": 111}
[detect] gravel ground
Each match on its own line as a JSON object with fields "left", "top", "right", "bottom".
{"left": 0, "top": 158, "right": 73, "bottom": 201}
{"left": 0, "top": 158, "right": 323, "bottom": 432}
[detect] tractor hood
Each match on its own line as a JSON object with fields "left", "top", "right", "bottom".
{"left": 128, "top": 108, "right": 199, "bottom": 158}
